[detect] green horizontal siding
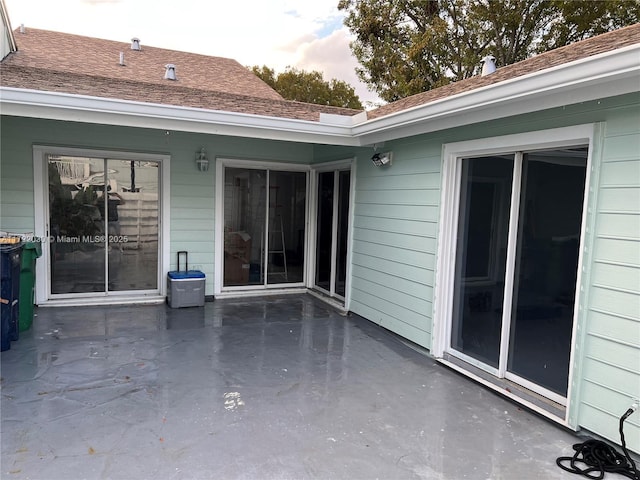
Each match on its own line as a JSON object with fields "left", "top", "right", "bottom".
{"left": 579, "top": 390, "right": 640, "bottom": 454}
{"left": 357, "top": 172, "right": 441, "bottom": 191}
{"left": 598, "top": 187, "right": 640, "bottom": 212}
{"left": 351, "top": 264, "right": 433, "bottom": 301}
{"left": 342, "top": 94, "right": 640, "bottom": 453}
{"left": 356, "top": 188, "right": 440, "bottom": 206}
{"left": 586, "top": 311, "right": 640, "bottom": 346}
{"left": 599, "top": 159, "right": 640, "bottom": 186}
{"left": 578, "top": 103, "right": 640, "bottom": 453}
{"left": 353, "top": 216, "right": 437, "bottom": 237}
{"left": 590, "top": 263, "right": 640, "bottom": 293}
{"left": 592, "top": 238, "right": 640, "bottom": 266}
{"left": 0, "top": 116, "right": 313, "bottom": 295}
{"left": 1, "top": 93, "right": 639, "bottom": 454}
{"left": 352, "top": 229, "right": 437, "bottom": 253}
{"left": 356, "top": 203, "right": 440, "bottom": 222}
{"left": 348, "top": 136, "right": 441, "bottom": 349}
{"left": 596, "top": 213, "right": 640, "bottom": 238}
{"left": 351, "top": 252, "right": 434, "bottom": 285}
{"left": 0, "top": 121, "right": 36, "bottom": 232}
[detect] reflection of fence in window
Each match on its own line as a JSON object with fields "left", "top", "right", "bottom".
{"left": 51, "top": 158, "right": 91, "bottom": 184}
{"left": 117, "top": 192, "right": 158, "bottom": 250}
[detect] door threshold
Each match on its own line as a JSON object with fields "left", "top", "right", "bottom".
{"left": 38, "top": 295, "right": 165, "bottom": 307}
{"left": 215, "top": 287, "right": 308, "bottom": 299}
{"left": 308, "top": 289, "right": 348, "bottom": 314}
{"left": 439, "top": 354, "right": 569, "bottom": 426}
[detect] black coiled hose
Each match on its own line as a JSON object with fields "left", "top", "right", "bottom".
{"left": 556, "top": 407, "right": 639, "bottom": 479}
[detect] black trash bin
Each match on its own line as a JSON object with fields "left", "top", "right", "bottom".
{"left": 1, "top": 240, "right": 23, "bottom": 351}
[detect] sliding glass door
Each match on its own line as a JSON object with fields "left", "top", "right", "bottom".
{"left": 48, "top": 155, "right": 159, "bottom": 295}
{"left": 222, "top": 166, "right": 307, "bottom": 288}
{"left": 450, "top": 155, "right": 513, "bottom": 368}
{"left": 506, "top": 153, "right": 586, "bottom": 396}
{"left": 449, "top": 147, "right": 587, "bottom": 401}
{"left": 314, "top": 169, "right": 351, "bottom": 300}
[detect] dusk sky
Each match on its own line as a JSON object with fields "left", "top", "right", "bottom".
{"left": 5, "top": 0, "right": 382, "bottom": 106}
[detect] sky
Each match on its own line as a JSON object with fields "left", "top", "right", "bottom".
{"left": 4, "top": 0, "right": 383, "bottom": 107}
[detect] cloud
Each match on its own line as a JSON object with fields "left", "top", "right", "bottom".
{"left": 292, "top": 28, "right": 382, "bottom": 106}
{"left": 4, "top": 0, "right": 383, "bottom": 106}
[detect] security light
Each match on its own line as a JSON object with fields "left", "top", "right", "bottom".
{"left": 371, "top": 152, "right": 393, "bottom": 167}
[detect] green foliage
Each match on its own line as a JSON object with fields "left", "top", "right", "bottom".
{"left": 338, "top": 0, "right": 640, "bottom": 102}
{"left": 251, "top": 65, "right": 363, "bottom": 110}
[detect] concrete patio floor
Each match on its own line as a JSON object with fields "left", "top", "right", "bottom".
{"left": 1, "top": 294, "right": 585, "bottom": 479}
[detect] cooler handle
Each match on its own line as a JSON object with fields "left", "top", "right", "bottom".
{"left": 177, "top": 251, "right": 188, "bottom": 272}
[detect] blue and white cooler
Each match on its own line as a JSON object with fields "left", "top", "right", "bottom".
{"left": 167, "top": 251, "right": 205, "bottom": 308}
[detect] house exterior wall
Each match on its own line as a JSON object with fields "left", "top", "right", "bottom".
{"left": 0, "top": 92, "right": 638, "bottom": 452}
{"left": 315, "top": 93, "right": 639, "bottom": 452}
{"left": 576, "top": 102, "right": 640, "bottom": 450}
{"left": 0, "top": 116, "right": 313, "bottom": 295}
{"left": 347, "top": 140, "right": 440, "bottom": 349}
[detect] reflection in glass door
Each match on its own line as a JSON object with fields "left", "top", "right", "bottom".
{"left": 48, "top": 157, "right": 106, "bottom": 293}
{"left": 223, "top": 168, "right": 266, "bottom": 287}
{"left": 314, "top": 169, "right": 350, "bottom": 299}
{"left": 507, "top": 153, "right": 586, "bottom": 396}
{"left": 267, "top": 171, "right": 306, "bottom": 285}
{"left": 48, "top": 155, "right": 159, "bottom": 295}
{"left": 449, "top": 148, "right": 587, "bottom": 401}
{"left": 450, "top": 156, "right": 513, "bottom": 368}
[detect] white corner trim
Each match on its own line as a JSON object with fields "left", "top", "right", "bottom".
{"left": 320, "top": 110, "right": 368, "bottom": 126}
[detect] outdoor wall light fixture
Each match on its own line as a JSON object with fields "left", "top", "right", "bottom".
{"left": 196, "top": 147, "right": 209, "bottom": 172}
{"left": 371, "top": 151, "right": 393, "bottom": 167}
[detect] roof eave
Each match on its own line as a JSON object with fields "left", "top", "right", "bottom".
{"left": 353, "top": 43, "right": 640, "bottom": 145}
{"left": 0, "top": 87, "right": 361, "bottom": 146}
{"left": 1, "top": 43, "right": 638, "bottom": 146}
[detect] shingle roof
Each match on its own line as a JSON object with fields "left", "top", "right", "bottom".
{"left": 367, "top": 22, "right": 640, "bottom": 120}
{"left": 0, "top": 64, "right": 364, "bottom": 121}
{"left": 0, "top": 28, "right": 363, "bottom": 120}
{"left": 4, "top": 28, "right": 284, "bottom": 101}
{"left": 1, "top": 24, "right": 638, "bottom": 124}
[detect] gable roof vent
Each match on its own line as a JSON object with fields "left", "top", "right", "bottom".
{"left": 164, "top": 64, "right": 176, "bottom": 81}
{"left": 131, "top": 37, "right": 141, "bottom": 51}
{"left": 481, "top": 55, "right": 496, "bottom": 76}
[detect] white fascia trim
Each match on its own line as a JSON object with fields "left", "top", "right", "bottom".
{"left": 320, "top": 110, "right": 368, "bottom": 126}
{"left": 0, "top": 87, "right": 361, "bottom": 146}
{"left": 353, "top": 44, "right": 640, "bottom": 143}
{"left": 1, "top": 44, "right": 638, "bottom": 145}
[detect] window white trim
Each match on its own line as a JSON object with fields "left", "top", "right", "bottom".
{"left": 433, "top": 124, "right": 595, "bottom": 425}
{"left": 214, "top": 157, "right": 312, "bottom": 295}
{"left": 33, "top": 145, "right": 170, "bottom": 305}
